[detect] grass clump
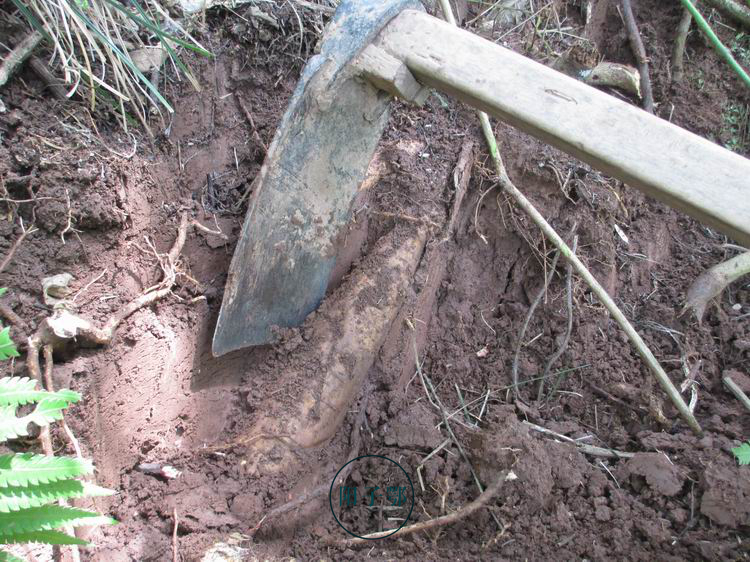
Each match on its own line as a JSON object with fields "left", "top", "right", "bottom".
{"left": 10, "top": 0, "right": 212, "bottom": 134}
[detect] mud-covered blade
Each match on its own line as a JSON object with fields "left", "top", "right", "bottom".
{"left": 212, "top": 0, "right": 422, "bottom": 356}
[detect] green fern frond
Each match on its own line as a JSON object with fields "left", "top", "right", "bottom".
{"left": 0, "top": 399, "right": 76, "bottom": 441}
{"left": 0, "top": 454, "right": 92, "bottom": 487}
{"left": 0, "top": 550, "right": 25, "bottom": 562}
{"left": 0, "top": 328, "right": 19, "bottom": 361}
{"left": 0, "top": 377, "right": 81, "bottom": 407}
{"left": 1, "top": 530, "right": 88, "bottom": 546}
{"left": 0, "top": 505, "right": 116, "bottom": 537}
{"left": 0, "top": 289, "right": 7, "bottom": 297}
{"left": 732, "top": 441, "right": 750, "bottom": 465}
{"left": 0, "top": 480, "right": 114, "bottom": 513}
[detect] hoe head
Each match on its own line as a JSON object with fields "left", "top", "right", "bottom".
{"left": 212, "top": 0, "right": 422, "bottom": 356}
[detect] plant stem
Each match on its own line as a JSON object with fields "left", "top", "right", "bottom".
{"left": 0, "top": 31, "right": 42, "bottom": 89}
{"left": 439, "top": 0, "right": 703, "bottom": 437}
{"left": 679, "top": 0, "right": 750, "bottom": 89}
{"left": 672, "top": 8, "right": 694, "bottom": 83}
{"left": 620, "top": 0, "right": 655, "bottom": 113}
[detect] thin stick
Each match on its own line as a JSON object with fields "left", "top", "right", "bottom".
{"left": 437, "top": 0, "right": 702, "bottom": 436}
{"left": 723, "top": 376, "right": 750, "bottom": 414}
{"left": 0, "top": 31, "right": 43, "bottom": 89}
{"left": 523, "top": 421, "right": 635, "bottom": 459}
{"left": 236, "top": 95, "right": 267, "bottom": 155}
{"left": 172, "top": 508, "right": 179, "bottom": 562}
{"left": 511, "top": 249, "right": 562, "bottom": 400}
{"left": 538, "top": 235, "right": 577, "bottom": 401}
{"left": 341, "top": 470, "right": 511, "bottom": 545}
{"left": 672, "top": 8, "right": 693, "bottom": 83}
{"left": 620, "top": 0, "right": 655, "bottom": 113}
{"left": 0, "top": 222, "right": 37, "bottom": 274}
{"left": 680, "top": 0, "right": 750, "bottom": 88}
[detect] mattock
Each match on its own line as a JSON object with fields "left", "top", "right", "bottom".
{"left": 213, "top": 0, "right": 750, "bottom": 356}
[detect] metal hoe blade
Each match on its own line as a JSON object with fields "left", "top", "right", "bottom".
{"left": 213, "top": 0, "right": 422, "bottom": 356}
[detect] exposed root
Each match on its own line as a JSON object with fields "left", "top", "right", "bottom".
{"left": 619, "top": 0, "right": 655, "bottom": 113}
{"left": 340, "top": 470, "right": 513, "bottom": 545}
{"left": 511, "top": 248, "right": 563, "bottom": 401}
{"left": 252, "top": 391, "right": 370, "bottom": 532}
{"left": 538, "top": 235, "right": 578, "bottom": 401}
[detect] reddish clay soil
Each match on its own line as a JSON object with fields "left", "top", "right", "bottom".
{"left": 1, "top": 1, "right": 749, "bottom": 560}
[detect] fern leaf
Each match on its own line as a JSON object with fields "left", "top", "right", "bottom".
{"left": 0, "top": 289, "right": 7, "bottom": 297}
{"left": 732, "top": 441, "right": 750, "bottom": 465}
{"left": 0, "top": 328, "right": 19, "bottom": 361}
{"left": 1, "top": 529, "right": 89, "bottom": 545}
{"left": 0, "top": 399, "right": 73, "bottom": 441}
{"left": 0, "top": 407, "right": 28, "bottom": 442}
{"left": 0, "top": 454, "right": 93, "bottom": 487}
{"left": 0, "top": 480, "right": 114, "bottom": 513}
{"left": 0, "top": 505, "right": 116, "bottom": 536}
{"left": 0, "top": 377, "right": 81, "bottom": 407}
{"left": 0, "top": 550, "right": 26, "bottom": 562}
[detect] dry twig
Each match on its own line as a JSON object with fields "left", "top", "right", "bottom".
{"left": 619, "top": 0, "right": 655, "bottom": 112}
{"left": 340, "top": 470, "right": 512, "bottom": 545}
{"left": 723, "top": 375, "right": 750, "bottom": 414}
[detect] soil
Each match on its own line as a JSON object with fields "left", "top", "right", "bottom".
{"left": 1, "top": 0, "right": 749, "bottom": 560}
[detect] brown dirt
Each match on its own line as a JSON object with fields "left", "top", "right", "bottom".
{"left": 1, "top": 0, "right": 749, "bottom": 560}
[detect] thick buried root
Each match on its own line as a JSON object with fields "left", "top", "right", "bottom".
{"left": 241, "top": 225, "right": 428, "bottom": 472}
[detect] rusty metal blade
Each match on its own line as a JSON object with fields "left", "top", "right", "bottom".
{"left": 213, "top": 0, "right": 422, "bottom": 356}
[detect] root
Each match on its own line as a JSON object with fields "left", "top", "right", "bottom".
{"left": 511, "top": 248, "right": 563, "bottom": 401}
{"left": 619, "top": 0, "right": 655, "bottom": 113}
{"left": 672, "top": 8, "right": 693, "bottom": 83}
{"left": 340, "top": 470, "right": 513, "bottom": 545}
{"left": 538, "top": 235, "right": 578, "bottom": 402}
{"left": 252, "top": 391, "right": 370, "bottom": 532}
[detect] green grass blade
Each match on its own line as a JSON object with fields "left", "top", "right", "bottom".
{"left": 9, "top": 0, "right": 52, "bottom": 42}
{"left": 0, "top": 454, "right": 93, "bottom": 487}
{"left": 1, "top": 529, "right": 89, "bottom": 546}
{"left": 0, "top": 480, "right": 114, "bottom": 513}
{"left": 0, "top": 505, "right": 116, "bottom": 536}
{"left": 64, "top": 0, "right": 173, "bottom": 112}
{"left": 100, "top": 0, "right": 212, "bottom": 57}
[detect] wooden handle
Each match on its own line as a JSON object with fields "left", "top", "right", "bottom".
{"left": 376, "top": 10, "right": 750, "bottom": 246}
